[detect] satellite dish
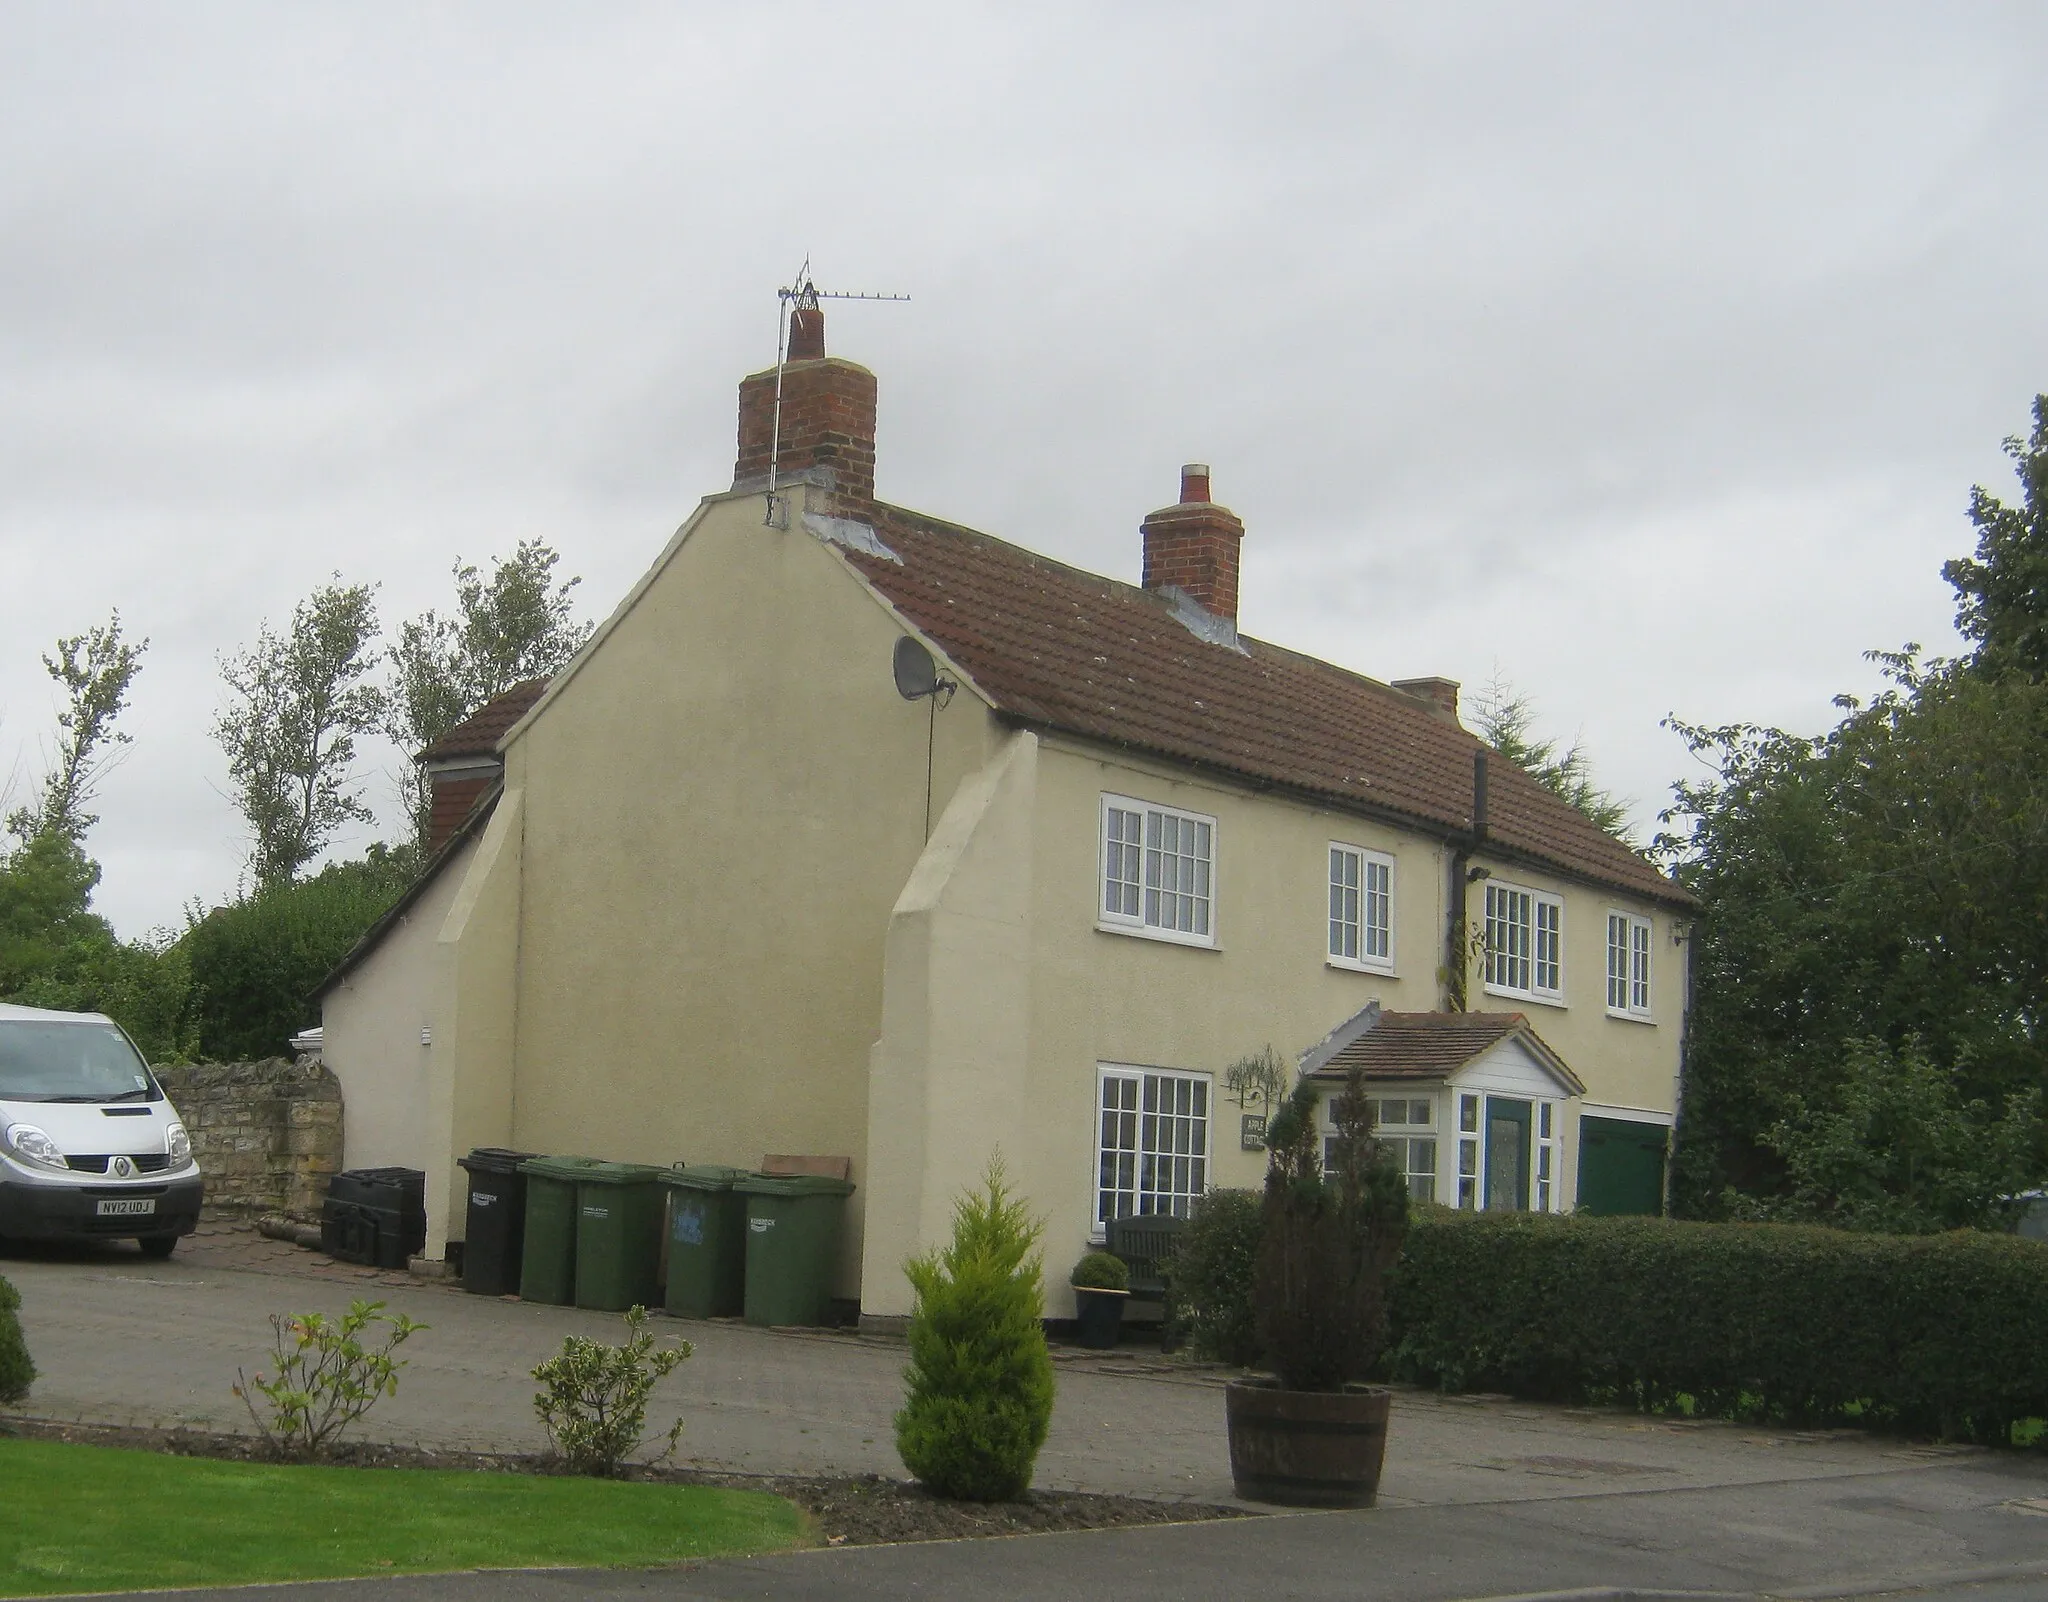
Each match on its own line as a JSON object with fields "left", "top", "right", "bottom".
{"left": 893, "top": 636, "right": 940, "bottom": 700}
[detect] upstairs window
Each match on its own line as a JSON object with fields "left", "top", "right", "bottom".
{"left": 1328, "top": 844, "right": 1394, "bottom": 972}
{"left": 1101, "top": 795, "right": 1215, "bottom": 945}
{"left": 1484, "top": 881, "right": 1563, "bottom": 1003}
{"left": 1606, "top": 912, "right": 1653, "bottom": 1019}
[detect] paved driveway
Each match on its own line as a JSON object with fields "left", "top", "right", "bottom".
{"left": 6, "top": 1226, "right": 2048, "bottom": 1598}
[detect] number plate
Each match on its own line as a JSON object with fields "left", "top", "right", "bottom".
{"left": 95, "top": 1197, "right": 156, "bottom": 1218}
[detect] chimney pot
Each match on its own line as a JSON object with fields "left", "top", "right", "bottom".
{"left": 1142, "top": 464, "right": 1246, "bottom": 624}
{"left": 786, "top": 304, "right": 826, "bottom": 362}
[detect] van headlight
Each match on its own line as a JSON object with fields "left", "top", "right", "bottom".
{"left": 166, "top": 1123, "right": 191, "bottom": 1165}
{"left": 3, "top": 1123, "right": 68, "bottom": 1172}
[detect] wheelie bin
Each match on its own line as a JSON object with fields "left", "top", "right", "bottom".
{"left": 573, "top": 1161, "right": 667, "bottom": 1312}
{"left": 518, "top": 1155, "right": 605, "bottom": 1304}
{"left": 659, "top": 1165, "right": 750, "bottom": 1319}
{"left": 457, "top": 1147, "right": 537, "bottom": 1297}
{"left": 735, "top": 1173, "right": 855, "bottom": 1327}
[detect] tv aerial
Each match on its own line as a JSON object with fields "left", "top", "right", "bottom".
{"left": 764, "top": 258, "right": 909, "bottom": 526}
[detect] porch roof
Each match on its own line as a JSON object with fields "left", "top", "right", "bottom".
{"left": 1302, "top": 1008, "right": 1586, "bottom": 1096}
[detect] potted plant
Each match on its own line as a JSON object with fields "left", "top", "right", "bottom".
{"left": 1069, "top": 1250, "right": 1131, "bottom": 1349}
{"left": 1224, "top": 1059, "right": 1409, "bottom": 1507}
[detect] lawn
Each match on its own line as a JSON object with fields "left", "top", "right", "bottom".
{"left": 0, "top": 1439, "right": 806, "bottom": 1595}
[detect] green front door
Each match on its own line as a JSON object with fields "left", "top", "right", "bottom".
{"left": 1484, "top": 1097, "right": 1531, "bottom": 1211}
{"left": 1576, "top": 1116, "right": 1668, "bottom": 1215}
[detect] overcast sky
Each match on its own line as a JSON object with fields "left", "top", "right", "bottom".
{"left": 3, "top": 2, "right": 2043, "bottom": 939}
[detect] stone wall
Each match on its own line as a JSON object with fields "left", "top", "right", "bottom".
{"left": 152, "top": 1055, "right": 343, "bottom": 1218}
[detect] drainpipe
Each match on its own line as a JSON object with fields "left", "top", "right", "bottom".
{"left": 1444, "top": 750, "right": 1488, "bottom": 1012}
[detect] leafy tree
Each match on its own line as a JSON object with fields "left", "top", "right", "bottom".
{"left": 895, "top": 1158, "right": 1055, "bottom": 1502}
{"left": 386, "top": 540, "right": 590, "bottom": 840}
{"left": 1663, "top": 654, "right": 2048, "bottom": 1220}
{"left": 1472, "top": 673, "right": 1633, "bottom": 840}
{"left": 215, "top": 579, "right": 384, "bottom": 887}
{"left": 1943, "top": 395, "right": 2048, "bottom": 682}
{"left": 4, "top": 612, "right": 146, "bottom": 848}
{"left": 183, "top": 846, "right": 417, "bottom": 1060}
{"left": 1732, "top": 1037, "right": 2041, "bottom": 1234}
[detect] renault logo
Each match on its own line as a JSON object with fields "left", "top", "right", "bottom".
{"left": 112, "top": 1156, "right": 133, "bottom": 1179}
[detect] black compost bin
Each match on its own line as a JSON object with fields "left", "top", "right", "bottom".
{"left": 320, "top": 1167, "right": 426, "bottom": 1269}
{"left": 457, "top": 1147, "right": 538, "bottom": 1296}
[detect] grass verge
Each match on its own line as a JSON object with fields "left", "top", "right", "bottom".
{"left": 0, "top": 1439, "right": 805, "bottom": 1596}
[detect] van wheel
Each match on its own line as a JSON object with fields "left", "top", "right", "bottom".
{"left": 136, "top": 1235, "right": 178, "bottom": 1260}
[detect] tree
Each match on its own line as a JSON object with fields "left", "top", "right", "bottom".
{"left": 1943, "top": 395, "right": 2048, "bottom": 682}
{"left": 4, "top": 612, "right": 147, "bottom": 848}
{"left": 215, "top": 579, "right": 384, "bottom": 887}
{"left": 1471, "top": 673, "right": 1633, "bottom": 840}
{"left": 386, "top": 540, "right": 590, "bottom": 839}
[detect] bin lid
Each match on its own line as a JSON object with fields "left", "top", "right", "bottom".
{"left": 519, "top": 1155, "right": 609, "bottom": 1180}
{"left": 575, "top": 1160, "right": 667, "bottom": 1186}
{"left": 735, "top": 1174, "right": 855, "bottom": 1197}
{"left": 459, "top": 1147, "right": 539, "bottom": 1174}
{"left": 660, "top": 1164, "right": 749, "bottom": 1192}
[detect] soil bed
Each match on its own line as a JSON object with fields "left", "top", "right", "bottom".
{"left": 0, "top": 1417, "right": 1252, "bottom": 1548}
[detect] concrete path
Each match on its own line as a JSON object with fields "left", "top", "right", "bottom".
{"left": 6, "top": 1226, "right": 2048, "bottom": 1598}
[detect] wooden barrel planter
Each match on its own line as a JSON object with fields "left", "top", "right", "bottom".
{"left": 1224, "top": 1378, "right": 1391, "bottom": 1507}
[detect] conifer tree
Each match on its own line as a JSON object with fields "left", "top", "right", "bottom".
{"left": 894, "top": 1159, "right": 1055, "bottom": 1502}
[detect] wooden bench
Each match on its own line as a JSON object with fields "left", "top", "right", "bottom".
{"left": 1104, "top": 1213, "right": 1188, "bottom": 1302}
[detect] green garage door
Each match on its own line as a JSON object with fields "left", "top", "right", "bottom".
{"left": 1576, "top": 1116, "right": 1668, "bottom": 1216}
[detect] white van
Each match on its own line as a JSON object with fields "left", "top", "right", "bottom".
{"left": 0, "top": 1002, "right": 203, "bottom": 1257}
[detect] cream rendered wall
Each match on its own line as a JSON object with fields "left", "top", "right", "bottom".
{"left": 420, "top": 790, "right": 526, "bottom": 1256}
{"left": 319, "top": 833, "right": 474, "bottom": 1180}
{"left": 1460, "top": 851, "right": 1684, "bottom": 1205}
{"left": 861, "top": 730, "right": 1038, "bottom": 1318}
{"left": 498, "top": 482, "right": 998, "bottom": 1298}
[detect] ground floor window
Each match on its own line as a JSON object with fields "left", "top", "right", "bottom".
{"left": 1097, "top": 1066, "right": 1210, "bottom": 1227}
{"left": 1324, "top": 1093, "right": 1437, "bottom": 1203}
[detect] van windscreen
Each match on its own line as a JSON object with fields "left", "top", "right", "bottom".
{"left": 0, "top": 1023, "right": 159, "bottom": 1102}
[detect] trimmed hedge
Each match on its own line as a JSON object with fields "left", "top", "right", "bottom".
{"left": 1390, "top": 1211, "right": 2048, "bottom": 1442}
{"left": 1163, "top": 1188, "right": 1262, "bottom": 1367}
{"left": 0, "top": 1275, "right": 32, "bottom": 1406}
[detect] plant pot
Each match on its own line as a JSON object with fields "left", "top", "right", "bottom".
{"left": 1224, "top": 1378, "right": 1391, "bottom": 1507}
{"left": 1071, "top": 1286, "right": 1129, "bottom": 1349}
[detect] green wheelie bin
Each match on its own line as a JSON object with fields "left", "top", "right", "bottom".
{"left": 736, "top": 1173, "right": 855, "bottom": 1327}
{"left": 518, "top": 1155, "right": 605, "bottom": 1305}
{"left": 574, "top": 1161, "right": 667, "bottom": 1312}
{"left": 660, "top": 1166, "right": 750, "bottom": 1319}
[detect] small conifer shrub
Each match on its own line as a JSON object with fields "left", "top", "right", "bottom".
{"left": 895, "top": 1159, "right": 1056, "bottom": 1502}
{"left": 0, "top": 1276, "right": 33, "bottom": 1406}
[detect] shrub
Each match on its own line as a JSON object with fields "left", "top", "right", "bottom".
{"left": 895, "top": 1160, "right": 1056, "bottom": 1501}
{"left": 1070, "top": 1251, "right": 1129, "bottom": 1292}
{"left": 1255, "top": 1067, "right": 1409, "bottom": 1391}
{"left": 0, "top": 1275, "right": 33, "bottom": 1406}
{"left": 532, "top": 1305, "right": 693, "bottom": 1476}
{"left": 1390, "top": 1210, "right": 2048, "bottom": 1442}
{"left": 233, "top": 1299, "right": 426, "bottom": 1456}
{"left": 1163, "top": 1188, "right": 1263, "bottom": 1367}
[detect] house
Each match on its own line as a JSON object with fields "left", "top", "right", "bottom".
{"left": 315, "top": 304, "right": 1692, "bottom": 1319}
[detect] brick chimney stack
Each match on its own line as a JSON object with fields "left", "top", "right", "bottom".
{"left": 734, "top": 304, "right": 878, "bottom": 502}
{"left": 1141, "top": 463, "right": 1246, "bottom": 622}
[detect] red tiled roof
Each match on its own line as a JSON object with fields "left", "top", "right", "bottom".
{"left": 1306, "top": 1011, "right": 1533, "bottom": 1082}
{"left": 843, "top": 506, "right": 1687, "bottom": 906}
{"left": 419, "top": 680, "right": 549, "bottom": 763}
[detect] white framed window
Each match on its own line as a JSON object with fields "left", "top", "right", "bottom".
{"left": 1100, "top": 794, "right": 1216, "bottom": 946}
{"left": 1535, "top": 1099, "right": 1558, "bottom": 1212}
{"left": 1096, "top": 1066, "right": 1211, "bottom": 1229}
{"left": 1456, "top": 1093, "right": 1480, "bottom": 1209}
{"left": 1483, "top": 881, "right": 1563, "bottom": 1004}
{"left": 1323, "top": 1094, "right": 1435, "bottom": 1203}
{"left": 1328, "top": 844, "right": 1394, "bottom": 973}
{"left": 1606, "top": 912, "right": 1653, "bottom": 1020}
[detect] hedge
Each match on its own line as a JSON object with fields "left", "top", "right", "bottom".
{"left": 0, "top": 1275, "right": 32, "bottom": 1406}
{"left": 1163, "top": 1189, "right": 1262, "bottom": 1366}
{"left": 1389, "top": 1211, "right": 2048, "bottom": 1443}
